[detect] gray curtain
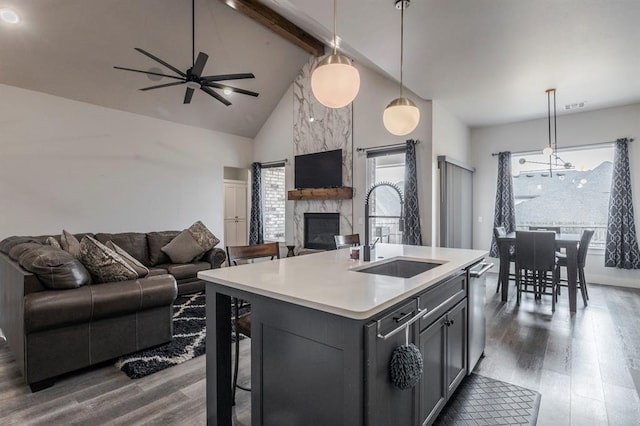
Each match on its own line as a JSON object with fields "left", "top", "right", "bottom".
{"left": 605, "top": 138, "right": 640, "bottom": 269}
{"left": 403, "top": 139, "right": 422, "bottom": 245}
{"left": 490, "top": 152, "right": 516, "bottom": 257}
{"left": 249, "top": 162, "right": 263, "bottom": 245}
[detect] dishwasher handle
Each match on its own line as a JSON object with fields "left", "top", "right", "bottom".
{"left": 469, "top": 262, "right": 494, "bottom": 278}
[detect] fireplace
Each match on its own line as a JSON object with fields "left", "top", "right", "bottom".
{"left": 304, "top": 213, "right": 340, "bottom": 250}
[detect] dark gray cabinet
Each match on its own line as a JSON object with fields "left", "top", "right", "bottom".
{"left": 419, "top": 318, "right": 447, "bottom": 425}
{"left": 446, "top": 300, "right": 467, "bottom": 395}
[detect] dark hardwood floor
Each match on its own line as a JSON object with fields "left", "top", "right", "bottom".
{"left": 0, "top": 275, "right": 639, "bottom": 425}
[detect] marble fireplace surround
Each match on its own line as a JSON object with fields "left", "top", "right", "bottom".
{"left": 292, "top": 57, "right": 353, "bottom": 249}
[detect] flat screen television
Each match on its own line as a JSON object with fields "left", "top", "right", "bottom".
{"left": 295, "top": 149, "right": 343, "bottom": 189}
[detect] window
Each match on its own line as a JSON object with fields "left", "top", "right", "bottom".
{"left": 366, "top": 149, "right": 406, "bottom": 244}
{"left": 511, "top": 145, "right": 614, "bottom": 249}
{"left": 262, "top": 165, "right": 286, "bottom": 242}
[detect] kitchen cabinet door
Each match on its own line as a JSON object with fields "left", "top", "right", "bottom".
{"left": 446, "top": 300, "right": 467, "bottom": 396}
{"left": 419, "top": 319, "right": 447, "bottom": 426}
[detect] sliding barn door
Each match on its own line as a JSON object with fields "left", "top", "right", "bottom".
{"left": 438, "top": 156, "right": 474, "bottom": 249}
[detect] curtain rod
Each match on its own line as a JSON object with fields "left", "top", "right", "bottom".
{"left": 356, "top": 140, "right": 420, "bottom": 153}
{"left": 261, "top": 158, "right": 289, "bottom": 167}
{"left": 490, "top": 138, "right": 634, "bottom": 156}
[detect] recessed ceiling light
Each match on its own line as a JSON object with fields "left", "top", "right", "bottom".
{"left": 0, "top": 8, "right": 20, "bottom": 24}
{"left": 223, "top": 88, "right": 233, "bottom": 96}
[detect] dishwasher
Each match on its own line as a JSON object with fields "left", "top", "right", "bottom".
{"left": 467, "top": 261, "right": 493, "bottom": 373}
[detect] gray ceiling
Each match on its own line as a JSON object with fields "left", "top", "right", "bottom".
{"left": 0, "top": 0, "right": 310, "bottom": 138}
{"left": 265, "top": 0, "right": 640, "bottom": 127}
{"left": 2, "top": 0, "right": 639, "bottom": 138}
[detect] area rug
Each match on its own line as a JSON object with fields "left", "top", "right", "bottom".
{"left": 434, "top": 374, "right": 541, "bottom": 425}
{"left": 116, "top": 292, "right": 247, "bottom": 379}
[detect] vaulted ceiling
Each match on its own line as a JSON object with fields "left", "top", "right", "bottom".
{"left": 2, "top": 0, "right": 639, "bottom": 138}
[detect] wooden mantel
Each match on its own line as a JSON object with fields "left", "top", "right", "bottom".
{"left": 288, "top": 187, "right": 353, "bottom": 201}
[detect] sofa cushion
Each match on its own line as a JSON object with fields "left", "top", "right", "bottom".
{"left": 60, "top": 230, "right": 82, "bottom": 259}
{"left": 95, "top": 232, "right": 150, "bottom": 266}
{"left": 79, "top": 236, "right": 138, "bottom": 283}
{"left": 105, "top": 240, "right": 149, "bottom": 278}
{"left": 166, "top": 262, "right": 211, "bottom": 280}
{"left": 19, "top": 246, "right": 92, "bottom": 290}
{"left": 24, "top": 275, "right": 177, "bottom": 333}
{"left": 0, "top": 236, "right": 41, "bottom": 255}
{"left": 147, "top": 231, "right": 180, "bottom": 266}
{"left": 8, "top": 242, "right": 43, "bottom": 261}
{"left": 147, "top": 267, "right": 169, "bottom": 277}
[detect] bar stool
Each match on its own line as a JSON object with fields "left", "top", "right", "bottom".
{"left": 515, "top": 231, "right": 559, "bottom": 312}
{"left": 555, "top": 229, "right": 594, "bottom": 306}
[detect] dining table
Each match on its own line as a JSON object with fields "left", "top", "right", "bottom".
{"left": 496, "top": 232, "right": 582, "bottom": 312}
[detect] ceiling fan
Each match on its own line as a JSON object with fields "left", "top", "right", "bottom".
{"left": 114, "top": 0, "right": 258, "bottom": 106}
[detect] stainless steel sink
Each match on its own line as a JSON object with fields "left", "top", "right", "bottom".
{"left": 355, "top": 258, "right": 443, "bottom": 278}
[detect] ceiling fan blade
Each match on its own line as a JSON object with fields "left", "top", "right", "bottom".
{"left": 201, "top": 73, "right": 255, "bottom": 82}
{"left": 200, "top": 86, "right": 231, "bottom": 106}
{"left": 113, "top": 66, "right": 184, "bottom": 80}
{"left": 184, "top": 88, "right": 195, "bottom": 104}
{"left": 191, "top": 52, "right": 209, "bottom": 78}
{"left": 140, "top": 81, "right": 187, "bottom": 91}
{"left": 204, "top": 82, "right": 259, "bottom": 97}
{"left": 134, "top": 48, "right": 186, "bottom": 77}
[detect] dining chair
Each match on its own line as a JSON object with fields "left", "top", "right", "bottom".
{"left": 529, "top": 226, "right": 561, "bottom": 233}
{"left": 226, "top": 242, "right": 280, "bottom": 404}
{"left": 493, "top": 226, "right": 516, "bottom": 293}
{"left": 515, "top": 231, "right": 559, "bottom": 311}
{"left": 555, "top": 229, "right": 594, "bottom": 306}
{"left": 334, "top": 233, "right": 360, "bottom": 249}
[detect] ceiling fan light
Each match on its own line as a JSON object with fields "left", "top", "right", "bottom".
{"left": 185, "top": 81, "right": 200, "bottom": 90}
{"left": 542, "top": 145, "right": 553, "bottom": 156}
{"left": 383, "top": 97, "right": 420, "bottom": 136}
{"left": 311, "top": 54, "right": 360, "bottom": 109}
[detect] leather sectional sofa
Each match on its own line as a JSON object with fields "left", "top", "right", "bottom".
{"left": 0, "top": 230, "right": 226, "bottom": 391}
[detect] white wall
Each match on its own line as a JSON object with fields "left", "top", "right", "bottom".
{"left": 352, "top": 62, "right": 433, "bottom": 245}
{"left": 471, "top": 102, "right": 640, "bottom": 288}
{"left": 431, "top": 101, "right": 471, "bottom": 246}
{"left": 0, "top": 84, "right": 254, "bottom": 246}
{"left": 253, "top": 85, "right": 295, "bottom": 244}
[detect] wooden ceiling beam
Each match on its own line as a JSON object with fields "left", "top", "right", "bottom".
{"left": 219, "top": 0, "right": 325, "bottom": 57}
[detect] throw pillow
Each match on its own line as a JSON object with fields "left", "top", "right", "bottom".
{"left": 61, "top": 230, "right": 82, "bottom": 259}
{"left": 161, "top": 221, "right": 220, "bottom": 264}
{"left": 105, "top": 240, "right": 149, "bottom": 278}
{"left": 45, "top": 236, "right": 62, "bottom": 249}
{"left": 161, "top": 230, "right": 206, "bottom": 264}
{"left": 188, "top": 221, "right": 220, "bottom": 252}
{"left": 79, "top": 236, "right": 138, "bottom": 283}
{"left": 19, "top": 246, "right": 92, "bottom": 289}
{"left": 8, "top": 242, "right": 42, "bottom": 261}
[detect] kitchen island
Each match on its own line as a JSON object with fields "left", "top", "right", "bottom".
{"left": 199, "top": 244, "right": 487, "bottom": 426}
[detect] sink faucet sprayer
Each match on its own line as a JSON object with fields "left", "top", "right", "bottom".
{"left": 363, "top": 182, "right": 404, "bottom": 261}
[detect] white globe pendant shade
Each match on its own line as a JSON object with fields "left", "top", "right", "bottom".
{"left": 311, "top": 54, "right": 360, "bottom": 109}
{"left": 383, "top": 97, "right": 420, "bottom": 136}
{"left": 542, "top": 145, "right": 553, "bottom": 156}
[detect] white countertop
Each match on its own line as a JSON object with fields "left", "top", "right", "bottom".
{"left": 198, "top": 244, "right": 488, "bottom": 320}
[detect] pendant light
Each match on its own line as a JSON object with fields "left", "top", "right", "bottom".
{"left": 310, "top": 0, "right": 360, "bottom": 109}
{"left": 543, "top": 88, "right": 556, "bottom": 158}
{"left": 383, "top": 0, "right": 420, "bottom": 136}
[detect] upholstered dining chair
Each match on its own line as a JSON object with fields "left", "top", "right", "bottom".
{"left": 493, "top": 226, "right": 516, "bottom": 293}
{"left": 226, "top": 242, "right": 280, "bottom": 404}
{"left": 334, "top": 234, "right": 360, "bottom": 249}
{"left": 515, "top": 231, "right": 559, "bottom": 312}
{"left": 555, "top": 229, "right": 594, "bottom": 306}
